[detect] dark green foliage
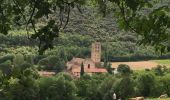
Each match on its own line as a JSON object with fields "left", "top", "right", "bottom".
{"left": 137, "top": 72, "right": 155, "bottom": 97}
{"left": 38, "top": 55, "right": 66, "bottom": 72}
{"left": 153, "top": 65, "right": 165, "bottom": 76}
{"left": 98, "top": 76, "right": 117, "bottom": 100}
{"left": 80, "top": 63, "right": 84, "bottom": 77}
{"left": 1, "top": 61, "right": 170, "bottom": 99}
{"left": 31, "top": 20, "right": 59, "bottom": 55}
{"left": 38, "top": 73, "right": 77, "bottom": 100}
{"left": 161, "top": 74, "right": 170, "bottom": 96}
{"left": 33, "top": 55, "right": 46, "bottom": 64}
{"left": 0, "top": 55, "right": 14, "bottom": 64}
{"left": 0, "top": 60, "right": 12, "bottom": 76}
{"left": 114, "top": 77, "right": 134, "bottom": 100}
{"left": 106, "top": 63, "right": 112, "bottom": 74}
{"left": 117, "top": 64, "right": 132, "bottom": 75}
{"left": 0, "top": 61, "right": 39, "bottom": 100}
{"left": 0, "top": 0, "right": 86, "bottom": 54}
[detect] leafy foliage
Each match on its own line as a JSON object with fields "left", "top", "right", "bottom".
{"left": 117, "top": 64, "right": 132, "bottom": 75}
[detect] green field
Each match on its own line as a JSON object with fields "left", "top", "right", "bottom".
{"left": 148, "top": 98, "right": 170, "bottom": 100}
{"left": 152, "top": 59, "right": 170, "bottom": 67}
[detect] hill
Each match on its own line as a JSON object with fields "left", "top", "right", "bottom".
{"left": 0, "top": 6, "right": 170, "bottom": 62}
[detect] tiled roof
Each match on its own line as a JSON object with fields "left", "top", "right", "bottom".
{"left": 72, "top": 67, "right": 107, "bottom": 73}
{"left": 71, "top": 58, "right": 84, "bottom": 63}
{"left": 38, "top": 71, "right": 56, "bottom": 76}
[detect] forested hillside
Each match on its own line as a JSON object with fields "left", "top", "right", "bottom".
{"left": 0, "top": 6, "right": 170, "bottom": 62}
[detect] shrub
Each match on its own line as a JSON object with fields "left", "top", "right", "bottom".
{"left": 13, "top": 54, "right": 24, "bottom": 67}
{"left": 160, "top": 74, "right": 170, "bottom": 96}
{"left": 153, "top": 65, "right": 164, "bottom": 76}
{"left": 114, "top": 77, "right": 134, "bottom": 100}
{"left": 0, "top": 55, "right": 14, "bottom": 64}
{"left": 117, "top": 64, "right": 132, "bottom": 75}
{"left": 0, "top": 60, "right": 12, "bottom": 76}
{"left": 137, "top": 72, "right": 155, "bottom": 97}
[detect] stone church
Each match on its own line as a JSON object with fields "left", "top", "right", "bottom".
{"left": 67, "top": 42, "right": 107, "bottom": 77}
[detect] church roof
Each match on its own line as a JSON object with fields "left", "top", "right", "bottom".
{"left": 70, "top": 57, "right": 84, "bottom": 64}
{"left": 38, "top": 71, "right": 56, "bottom": 76}
{"left": 72, "top": 67, "right": 107, "bottom": 73}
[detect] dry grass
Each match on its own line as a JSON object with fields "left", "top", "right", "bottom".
{"left": 111, "top": 61, "right": 163, "bottom": 70}
{"left": 148, "top": 98, "right": 170, "bottom": 100}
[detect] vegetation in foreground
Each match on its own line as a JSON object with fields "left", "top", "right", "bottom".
{"left": 0, "top": 55, "right": 170, "bottom": 100}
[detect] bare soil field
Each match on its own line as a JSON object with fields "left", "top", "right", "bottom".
{"left": 111, "top": 61, "right": 162, "bottom": 70}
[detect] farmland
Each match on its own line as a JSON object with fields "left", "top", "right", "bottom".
{"left": 112, "top": 59, "right": 170, "bottom": 70}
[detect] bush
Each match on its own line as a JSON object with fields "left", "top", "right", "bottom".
{"left": 153, "top": 65, "right": 164, "bottom": 76}
{"left": 137, "top": 72, "right": 155, "bottom": 97}
{"left": 38, "top": 56, "right": 66, "bottom": 71}
{"left": 114, "top": 77, "right": 134, "bottom": 100}
{"left": 117, "top": 64, "right": 132, "bottom": 75}
{"left": 13, "top": 54, "right": 24, "bottom": 67}
{"left": 160, "top": 74, "right": 170, "bottom": 96}
{"left": 38, "top": 74, "right": 77, "bottom": 100}
{"left": 0, "top": 60, "right": 12, "bottom": 76}
{"left": 0, "top": 55, "right": 14, "bottom": 64}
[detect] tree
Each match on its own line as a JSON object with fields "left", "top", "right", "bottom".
{"left": 38, "top": 55, "right": 66, "bottom": 71}
{"left": 0, "top": 62, "right": 39, "bottom": 100}
{"left": 114, "top": 77, "right": 134, "bottom": 100}
{"left": 160, "top": 74, "right": 170, "bottom": 96}
{"left": 38, "top": 73, "right": 77, "bottom": 100}
{"left": 95, "top": 0, "right": 170, "bottom": 52}
{"left": 106, "top": 63, "right": 112, "bottom": 74}
{"left": 153, "top": 65, "right": 164, "bottom": 76}
{"left": 0, "top": 0, "right": 85, "bottom": 54}
{"left": 0, "top": 55, "right": 14, "bottom": 64}
{"left": 137, "top": 72, "right": 155, "bottom": 97}
{"left": 98, "top": 76, "right": 117, "bottom": 100}
{"left": 13, "top": 54, "right": 25, "bottom": 67}
{"left": 80, "top": 62, "right": 84, "bottom": 77}
{"left": 117, "top": 64, "right": 131, "bottom": 75}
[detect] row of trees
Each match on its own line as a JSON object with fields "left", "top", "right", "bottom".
{"left": 2, "top": 32, "right": 170, "bottom": 62}
{"left": 1, "top": 62, "right": 170, "bottom": 100}
{"left": 0, "top": 53, "right": 170, "bottom": 100}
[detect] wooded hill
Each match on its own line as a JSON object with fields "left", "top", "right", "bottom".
{"left": 0, "top": 6, "right": 170, "bottom": 62}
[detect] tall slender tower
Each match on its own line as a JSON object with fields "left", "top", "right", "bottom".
{"left": 91, "top": 42, "right": 101, "bottom": 63}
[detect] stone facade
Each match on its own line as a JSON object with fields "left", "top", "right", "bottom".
{"left": 83, "top": 58, "right": 95, "bottom": 69}
{"left": 67, "top": 58, "right": 95, "bottom": 70}
{"left": 91, "top": 42, "right": 101, "bottom": 63}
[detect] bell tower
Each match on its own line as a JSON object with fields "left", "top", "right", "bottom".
{"left": 91, "top": 42, "right": 101, "bottom": 63}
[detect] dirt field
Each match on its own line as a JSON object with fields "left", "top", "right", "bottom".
{"left": 111, "top": 61, "right": 161, "bottom": 70}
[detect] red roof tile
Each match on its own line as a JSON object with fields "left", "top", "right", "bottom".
{"left": 38, "top": 71, "right": 56, "bottom": 76}
{"left": 72, "top": 67, "right": 107, "bottom": 73}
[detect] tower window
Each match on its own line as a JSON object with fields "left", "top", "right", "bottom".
{"left": 88, "top": 64, "right": 90, "bottom": 69}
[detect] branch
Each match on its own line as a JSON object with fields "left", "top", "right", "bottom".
{"left": 12, "top": 0, "right": 31, "bottom": 39}
{"left": 61, "top": 0, "right": 80, "bottom": 29}
{"left": 59, "top": 8, "right": 64, "bottom": 29}
{"left": 27, "top": 0, "right": 37, "bottom": 34}
{"left": 63, "top": 4, "right": 71, "bottom": 29}
{"left": 117, "top": 1, "right": 138, "bottom": 33}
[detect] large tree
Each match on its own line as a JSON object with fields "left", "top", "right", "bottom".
{"left": 0, "top": 0, "right": 85, "bottom": 54}
{"left": 95, "top": 0, "right": 170, "bottom": 52}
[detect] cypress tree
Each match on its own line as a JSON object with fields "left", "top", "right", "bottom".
{"left": 107, "top": 63, "right": 112, "bottom": 74}
{"left": 80, "top": 62, "right": 84, "bottom": 77}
